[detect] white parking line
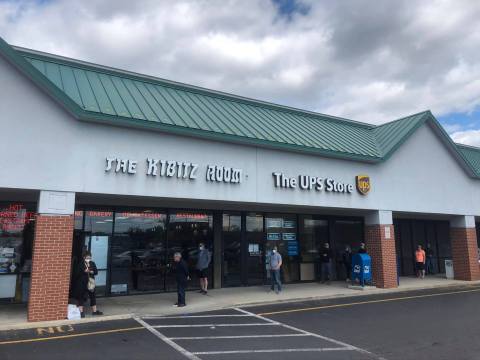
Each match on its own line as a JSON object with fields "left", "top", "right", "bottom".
{"left": 138, "top": 308, "right": 388, "bottom": 360}
{"left": 193, "top": 347, "right": 354, "bottom": 355}
{"left": 170, "top": 334, "right": 310, "bottom": 340}
{"left": 142, "top": 314, "right": 251, "bottom": 319}
{"left": 152, "top": 323, "right": 280, "bottom": 328}
{"left": 233, "top": 308, "right": 387, "bottom": 360}
{"left": 134, "top": 316, "right": 201, "bottom": 360}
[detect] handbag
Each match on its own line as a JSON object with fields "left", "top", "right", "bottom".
{"left": 88, "top": 276, "right": 96, "bottom": 291}
{"left": 86, "top": 261, "right": 95, "bottom": 291}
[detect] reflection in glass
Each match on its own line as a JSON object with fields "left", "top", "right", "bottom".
{"left": 111, "top": 211, "right": 167, "bottom": 294}
{"left": 166, "top": 212, "right": 213, "bottom": 291}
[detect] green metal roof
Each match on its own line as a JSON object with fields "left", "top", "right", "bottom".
{"left": 1, "top": 36, "right": 479, "bottom": 178}
{"left": 457, "top": 145, "right": 480, "bottom": 177}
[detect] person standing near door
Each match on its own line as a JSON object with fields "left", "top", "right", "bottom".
{"left": 84, "top": 251, "right": 103, "bottom": 316}
{"left": 269, "top": 246, "right": 282, "bottom": 294}
{"left": 425, "top": 243, "right": 435, "bottom": 275}
{"left": 319, "top": 242, "right": 333, "bottom": 284}
{"left": 342, "top": 245, "right": 353, "bottom": 281}
{"left": 174, "top": 252, "right": 189, "bottom": 307}
{"left": 415, "top": 245, "right": 426, "bottom": 279}
{"left": 196, "top": 243, "right": 211, "bottom": 295}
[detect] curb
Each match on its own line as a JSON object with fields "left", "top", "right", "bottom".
{"left": 0, "top": 313, "right": 134, "bottom": 332}
{"left": 1, "top": 281, "right": 479, "bottom": 331}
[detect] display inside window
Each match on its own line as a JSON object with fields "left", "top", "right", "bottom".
{"left": 0, "top": 203, "right": 36, "bottom": 300}
{"left": 0, "top": 204, "right": 35, "bottom": 274}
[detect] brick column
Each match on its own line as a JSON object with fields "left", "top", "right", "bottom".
{"left": 28, "top": 191, "right": 75, "bottom": 322}
{"left": 364, "top": 210, "right": 398, "bottom": 288}
{"left": 450, "top": 216, "right": 480, "bottom": 281}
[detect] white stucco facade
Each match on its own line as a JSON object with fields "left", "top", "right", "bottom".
{"left": 1, "top": 54, "right": 479, "bottom": 218}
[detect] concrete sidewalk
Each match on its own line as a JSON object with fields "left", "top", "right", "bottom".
{"left": 1, "top": 276, "right": 479, "bottom": 330}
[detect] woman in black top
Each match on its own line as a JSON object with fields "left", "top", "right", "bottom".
{"left": 73, "top": 251, "right": 103, "bottom": 317}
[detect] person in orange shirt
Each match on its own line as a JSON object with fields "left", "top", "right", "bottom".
{"left": 415, "top": 245, "right": 426, "bottom": 279}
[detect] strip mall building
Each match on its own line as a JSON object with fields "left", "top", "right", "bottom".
{"left": 1, "top": 36, "right": 480, "bottom": 322}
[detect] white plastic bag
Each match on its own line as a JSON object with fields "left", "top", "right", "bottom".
{"left": 67, "top": 304, "right": 81, "bottom": 320}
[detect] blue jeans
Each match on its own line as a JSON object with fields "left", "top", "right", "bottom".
{"left": 321, "top": 261, "right": 331, "bottom": 282}
{"left": 426, "top": 257, "right": 435, "bottom": 274}
{"left": 177, "top": 281, "right": 186, "bottom": 305}
{"left": 271, "top": 269, "right": 282, "bottom": 292}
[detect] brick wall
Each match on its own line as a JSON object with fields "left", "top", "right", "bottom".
{"left": 28, "top": 214, "right": 74, "bottom": 322}
{"left": 451, "top": 227, "right": 480, "bottom": 281}
{"left": 365, "top": 224, "right": 398, "bottom": 288}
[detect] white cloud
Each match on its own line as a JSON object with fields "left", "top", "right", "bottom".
{"left": 0, "top": 0, "right": 480, "bottom": 131}
{"left": 451, "top": 130, "right": 480, "bottom": 147}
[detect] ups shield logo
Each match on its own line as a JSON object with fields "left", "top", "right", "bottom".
{"left": 356, "top": 175, "right": 371, "bottom": 195}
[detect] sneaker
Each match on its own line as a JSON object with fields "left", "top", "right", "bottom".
{"left": 275, "top": 290, "right": 279, "bottom": 294}
{"left": 173, "top": 303, "right": 178, "bottom": 307}
{"left": 92, "top": 311, "right": 103, "bottom": 316}
{"left": 178, "top": 303, "right": 186, "bottom": 307}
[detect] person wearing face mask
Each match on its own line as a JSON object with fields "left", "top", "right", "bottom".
{"left": 269, "top": 246, "right": 282, "bottom": 294}
{"left": 73, "top": 251, "right": 103, "bottom": 318}
{"left": 196, "top": 243, "right": 211, "bottom": 295}
{"left": 84, "top": 251, "right": 103, "bottom": 316}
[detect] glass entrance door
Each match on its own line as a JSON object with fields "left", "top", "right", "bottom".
{"left": 246, "top": 213, "right": 264, "bottom": 285}
{"left": 222, "top": 213, "right": 242, "bottom": 287}
{"left": 299, "top": 216, "right": 329, "bottom": 281}
{"left": 166, "top": 212, "right": 213, "bottom": 291}
{"left": 265, "top": 214, "right": 300, "bottom": 283}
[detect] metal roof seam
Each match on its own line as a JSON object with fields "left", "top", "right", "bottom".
{"left": 189, "top": 94, "right": 239, "bottom": 136}
{"left": 13, "top": 48, "right": 375, "bottom": 130}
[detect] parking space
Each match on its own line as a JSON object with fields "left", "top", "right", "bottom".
{"left": 135, "top": 308, "right": 381, "bottom": 360}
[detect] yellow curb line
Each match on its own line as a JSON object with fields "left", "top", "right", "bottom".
{"left": 0, "top": 326, "right": 144, "bottom": 346}
{"left": 258, "top": 288, "right": 480, "bottom": 316}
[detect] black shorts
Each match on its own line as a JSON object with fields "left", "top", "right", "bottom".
{"left": 197, "top": 269, "right": 208, "bottom": 278}
{"left": 415, "top": 262, "right": 425, "bottom": 271}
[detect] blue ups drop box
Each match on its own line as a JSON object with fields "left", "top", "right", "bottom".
{"left": 351, "top": 253, "right": 372, "bottom": 286}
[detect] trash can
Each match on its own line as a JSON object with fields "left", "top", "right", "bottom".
{"left": 445, "top": 259, "right": 454, "bottom": 279}
{"left": 351, "top": 253, "right": 372, "bottom": 287}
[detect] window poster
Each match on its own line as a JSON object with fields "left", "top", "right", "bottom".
{"left": 266, "top": 218, "right": 282, "bottom": 228}
{"left": 89, "top": 236, "right": 109, "bottom": 269}
{"left": 287, "top": 241, "right": 299, "bottom": 256}
{"left": 283, "top": 220, "right": 297, "bottom": 229}
{"left": 267, "top": 233, "right": 281, "bottom": 241}
{"left": 282, "top": 233, "right": 297, "bottom": 241}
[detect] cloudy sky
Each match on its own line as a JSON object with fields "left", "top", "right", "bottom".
{"left": 1, "top": 0, "right": 480, "bottom": 145}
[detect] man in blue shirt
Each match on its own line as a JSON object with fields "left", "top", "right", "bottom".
{"left": 196, "top": 243, "right": 211, "bottom": 295}
{"left": 269, "top": 246, "right": 282, "bottom": 294}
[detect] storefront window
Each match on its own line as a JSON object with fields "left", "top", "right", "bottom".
{"left": 0, "top": 203, "right": 36, "bottom": 302}
{"left": 222, "top": 213, "right": 241, "bottom": 287}
{"left": 111, "top": 211, "right": 167, "bottom": 295}
{"left": 332, "top": 219, "right": 363, "bottom": 279}
{"left": 167, "top": 212, "right": 213, "bottom": 291}
{"left": 265, "top": 214, "right": 299, "bottom": 283}
{"left": 299, "top": 216, "right": 328, "bottom": 281}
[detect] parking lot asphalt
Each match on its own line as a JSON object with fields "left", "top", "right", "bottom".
{"left": 1, "top": 285, "right": 480, "bottom": 360}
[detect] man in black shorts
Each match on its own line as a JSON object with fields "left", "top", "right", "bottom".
{"left": 196, "top": 243, "right": 211, "bottom": 294}
{"left": 415, "top": 245, "right": 426, "bottom": 279}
